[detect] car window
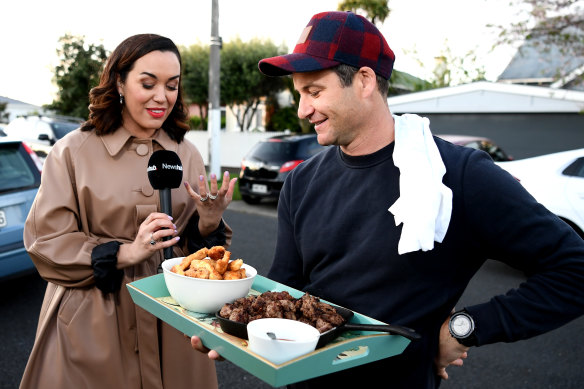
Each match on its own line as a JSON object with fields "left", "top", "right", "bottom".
{"left": 462, "top": 141, "right": 480, "bottom": 150}
{"left": 248, "top": 141, "right": 299, "bottom": 163}
{"left": 0, "top": 143, "right": 39, "bottom": 192}
{"left": 51, "top": 122, "right": 79, "bottom": 139}
{"left": 562, "top": 157, "right": 584, "bottom": 178}
{"left": 480, "top": 142, "right": 509, "bottom": 162}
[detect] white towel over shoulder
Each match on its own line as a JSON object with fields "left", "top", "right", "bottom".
{"left": 388, "top": 114, "right": 452, "bottom": 255}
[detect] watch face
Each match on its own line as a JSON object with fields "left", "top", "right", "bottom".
{"left": 451, "top": 315, "right": 472, "bottom": 337}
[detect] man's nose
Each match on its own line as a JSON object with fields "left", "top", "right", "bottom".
{"left": 297, "top": 95, "right": 314, "bottom": 120}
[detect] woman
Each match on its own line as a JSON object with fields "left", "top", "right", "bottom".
{"left": 20, "top": 34, "right": 235, "bottom": 389}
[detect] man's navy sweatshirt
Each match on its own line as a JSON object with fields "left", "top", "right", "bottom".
{"left": 267, "top": 137, "right": 584, "bottom": 388}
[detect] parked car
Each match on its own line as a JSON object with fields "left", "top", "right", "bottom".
{"left": 0, "top": 138, "right": 42, "bottom": 281}
{"left": 437, "top": 134, "right": 513, "bottom": 161}
{"left": 497, "top": 148, "right": 584, "bottom": 238}
{"left": 3, "top": 115, "right": 82, "bottom": 160}
{"left": 239, "top": 134, "right": 329, "bottom": 204}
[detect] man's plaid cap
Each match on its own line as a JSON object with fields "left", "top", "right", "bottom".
{"left": 259, "top": 11, "right": 395, "bottom": 80}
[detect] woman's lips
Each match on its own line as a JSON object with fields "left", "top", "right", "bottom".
{"left": 147, "top": 108, "right": 166, "bottom": 118}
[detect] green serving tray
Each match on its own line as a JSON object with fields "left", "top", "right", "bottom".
{"left": 127, "top": 274, "right": 411, "bottom": 387}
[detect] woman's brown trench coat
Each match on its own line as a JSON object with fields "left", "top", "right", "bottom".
{"left": 20, "top": 127, "right": 225, "bottom": 389}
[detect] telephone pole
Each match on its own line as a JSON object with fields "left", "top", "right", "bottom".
{"left": 208, "top": 0, "right": 221, "bottom": 177}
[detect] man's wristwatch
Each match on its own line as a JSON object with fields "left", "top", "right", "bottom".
{"left": 448, "top": 310, "right": 477, "bottom": 347}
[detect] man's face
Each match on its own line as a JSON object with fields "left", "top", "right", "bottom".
{"left": 292, "top": 69, "right": 361, "bottom": 147}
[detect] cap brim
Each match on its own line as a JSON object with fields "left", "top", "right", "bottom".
{"left": 259, "top": 53, "right": 340, "bottom": 77}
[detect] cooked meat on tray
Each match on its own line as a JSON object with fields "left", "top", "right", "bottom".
{"left": 219, "top": 291, "right": 346, "bottom": 333}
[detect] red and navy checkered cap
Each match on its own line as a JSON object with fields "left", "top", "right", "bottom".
{"left": 259, "top": 11, "right": 395, "bottom": 80}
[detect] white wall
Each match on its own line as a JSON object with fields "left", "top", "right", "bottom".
{"left": 184, "top": 130, "right": 288, "bottom": 168}
{"left": 3, "top": 103, "right": 48, "bottom": 123}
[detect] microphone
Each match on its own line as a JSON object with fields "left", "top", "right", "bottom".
{"left": 147, "top": 150, "right": 183, "bottom": 259}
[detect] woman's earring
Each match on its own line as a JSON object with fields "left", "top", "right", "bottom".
{"left": 119, "top": 93, "right": 124, "bottom": 105}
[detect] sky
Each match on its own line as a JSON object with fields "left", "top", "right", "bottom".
{"left": 2, "top": 0, "right": 524, "bottom": 107}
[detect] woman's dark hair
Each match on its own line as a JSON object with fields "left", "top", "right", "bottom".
{"left": 333, "top": 64, "right": 390, "bottom": 100}
{"left": 81, "top": 34, "right": 189, "bottom": 142}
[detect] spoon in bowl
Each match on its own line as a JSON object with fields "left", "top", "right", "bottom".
{"left": 266, "top": 332, "right": 294, "bottom": 341}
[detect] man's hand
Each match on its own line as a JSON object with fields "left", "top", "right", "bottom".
{"left": 434, "top": 315, "right": 469, "bottom": 379}
{"left": 190, "top": 335, "right": 224, "bottom": 361}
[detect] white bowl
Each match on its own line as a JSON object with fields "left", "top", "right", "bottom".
{"left": 161, "top": 256, "right": 257, "bottom": 313}
{"left": 247, "top": 318, "right": 320, "bottom": 365}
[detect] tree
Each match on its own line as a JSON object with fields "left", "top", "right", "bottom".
{"left": 47, "top": 34, "right": 108, "bottom": 119}
{"left": 180, "top": 43, "right": 210, "bottom": 129}
{"left": 337, "top": 0, "right": 391, "bottom": 24}
{"left": 220, "top": 38, "right": 287, "bottom": 131}
{"left": 404, "top": 42, "right": 486, "bottom": 88}
{"left": 492, "top": 0, "right": 584, "bottom": 77}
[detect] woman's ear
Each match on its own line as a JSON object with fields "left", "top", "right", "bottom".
{"left": 116, "top": 76, "right": 123, "bottom": 95}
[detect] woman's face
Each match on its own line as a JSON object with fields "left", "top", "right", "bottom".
{"left": 118, "top": 50, "right": 181, "bottom": 138}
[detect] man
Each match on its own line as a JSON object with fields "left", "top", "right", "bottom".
{"left": 193, "top": 11, "right": 584, "bottom": 388}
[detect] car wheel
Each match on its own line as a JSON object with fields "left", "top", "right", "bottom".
{"left": 242, "top": 194, "right": 262, "bottom": 205}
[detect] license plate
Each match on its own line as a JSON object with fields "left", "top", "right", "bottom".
{"left": 251, "top": 184, "right": 268, "bottom": 194}
{"left": 0, "top": 210, "right": 6, "bottom": 228}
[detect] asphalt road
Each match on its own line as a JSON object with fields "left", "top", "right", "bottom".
{"left": 2, "top": 200, "right": 583, "bottom": 388}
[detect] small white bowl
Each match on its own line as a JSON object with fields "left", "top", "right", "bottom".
{"left": 161, "top": 256, "right": 256, "bottom": 313}
{"left": 247, "top": 318, "right": 320, "bottom": 365}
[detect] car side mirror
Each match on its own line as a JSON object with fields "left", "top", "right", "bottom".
{"left": 38, "top": 133, "right": 56, "bottom": 145}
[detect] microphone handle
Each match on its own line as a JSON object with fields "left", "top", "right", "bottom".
{"left": 159, "top": 188, "right": 173, "bottom": 259}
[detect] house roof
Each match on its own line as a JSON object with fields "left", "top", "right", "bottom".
{"left": 0, "top": 96, "right": 39, "bottom": 107}
{"left": 498, "top": 43, "right": 582, "bottom": 82}
{"left": 497, "top": 27, "right": 584, "bottom": 90}
{"left": 386, "top": 81, "right": 584, "bottom": 114}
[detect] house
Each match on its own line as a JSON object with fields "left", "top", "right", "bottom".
{"left": 497, "top": 32, "right": 584, "bottom": 91}
{"left": 385, "top": 24, "right": 584, "bottom": 160}
{"left": 387, "top": 81, "right": 584, "bottom": 159}
{"left": 0, "top": 96, "right": 47, "bottom": 124}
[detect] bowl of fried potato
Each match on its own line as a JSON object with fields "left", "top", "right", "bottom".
{"left": 161, "top": 246, "right": 257, "bottom": 313}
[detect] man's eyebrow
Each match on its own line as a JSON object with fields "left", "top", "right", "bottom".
{"left": 140, "top": 72, "right": 180, "bottom": 81}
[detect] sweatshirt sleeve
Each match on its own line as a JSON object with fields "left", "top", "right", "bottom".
{"left": 461, "top": 151, "right": 584, "bottom": 345}
{"left": 24, "top": 143, "right": 99, "bottom": 288}
{"left": 267, "top": 175, "right": 307, "bottom": 290}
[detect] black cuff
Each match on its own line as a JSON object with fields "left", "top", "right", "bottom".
{"left": 186, "top": 214, "right": 227, "bottom": 253}
{"left": 91, "top": 241, "right": 124, "bottom": 294}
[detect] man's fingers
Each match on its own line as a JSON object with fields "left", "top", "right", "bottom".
{"left": 436, "top": 366, "right": 449, "bottom": 380}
